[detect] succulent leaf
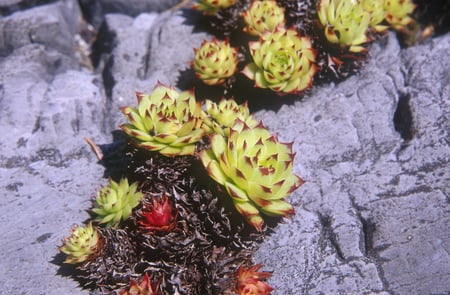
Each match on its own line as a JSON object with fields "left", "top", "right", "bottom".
{"left": 119, "top": 273, "right": 159, "bottom": 295}
{"left": 235, "top": 263, "right": 273, "bottom": 295}
{"left": 199, "top": 122, "right": 303, "bottom": 230}
{"left": 202, "top": 99, "right": 259, "bottom": 137}
{"left": 92, "top": 178, "right": 143, "bottom": 228}
{"left": 242, "top": 27, "right": 318, "bottom": 95}
{"left": 192, "top": 38, "right": 239, "bottom": 86}
{"left": 361, "top": 0, "right": 388, "bottom": 32}
{"left": 121, "top": 84, "right": 205, "bottom": 157}
{"left": 384, "top": 0, "right": 415, "bottom": 31}
{"left": 60, "top": 222, "right": 102, "bottom": 264}
{"left": 242, "top": 0, "right": 286, "bottom": 36}
{"left": 137, "top": 193, "right": 178, "bottom": 232}
{"left": 317, "top": 0, "right": 371, "bottom": 52}
{"left": 193, "top": 0, "right": 237, "bottom": 15}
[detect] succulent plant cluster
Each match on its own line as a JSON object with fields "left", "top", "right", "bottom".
{"left": 59, "top": 1, "right": 444, "bottom": 294}
{"left": 60, "top": 84, "right": 303, "bottom": 294}
{"left": 190, "top": 0, "right": 416, "bottom": 98}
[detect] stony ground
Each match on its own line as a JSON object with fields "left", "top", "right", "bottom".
{"left": 0, "top": 0, "right": 449, "bottom": 294}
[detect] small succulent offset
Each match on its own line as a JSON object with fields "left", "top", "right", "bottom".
{"left": 235, "top": 264, "right": 273, "bottom": 295}
{"left": 60, "top": 222, "right": 102, "bottom": 264}
{"left": 121, "top": 84, "right": 204, "bottom": 157}
{"left": 199, "top": 121, "right": 304, "bottom": 231}
{"left": 92, "top": 178, "right": 143, "bottom": 227}
{"left": 192, "top": 38, "right": 239, "bottom": 86}
{"left": 242, "top": 0, "right": 286, "bottom": 36}
{"left": 202, "top": 98, "right": 259, "bottom": 137}
{"left": 242, "top": 26, "right": 318, "bottom": 94}
{"left": 119, "top": 273, "right": 159, "bottom": 295}
{"left": 317, "top": 0, "right": 371, "bottom": 53}
{"left": 137, "top": 193, "right": 178, "bottom": 232}
{"left": 384, "top": 0, "right": 416, "bottom": 31}
{"left": 193, "top": 0, "right": 237, "bottom": 15}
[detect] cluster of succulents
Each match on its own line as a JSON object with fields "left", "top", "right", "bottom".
{"left": 60, "top": 1, "right": 421, "bottom": 293}
{"left": 60, "top": 84, "right": 303, "bottom": 294}
{"left": 191, "top": 0, "right": 416, "bottom": 99}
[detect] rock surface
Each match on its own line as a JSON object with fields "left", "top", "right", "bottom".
{"left": 0, "top": 1, "right": 448, "bottom": 294}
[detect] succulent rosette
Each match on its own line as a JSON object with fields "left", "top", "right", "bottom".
{"left": 242, "top": 0, "right": 286, "bottom": 36}
{"left": 60, "top": 222, "right": 102, "bottom": 264}
{"left": 92, "top": 178, "right": 143, "bottom": 227}
{"left": 193, "top": 0, "right": 237, "bottom": 15}
{"left": 137, "top": 194, "right": 178, "bottom": 233}
{"left": 317, "top": 0, "right": 371, "bottom": 53}
{"left": 119, "top": 273, "right": 159, "bottom": 295}
{"left": 362, "top": 0, "right": 388, "bottom": 32}
{"left": 121, "top": 84, "right": 204, "bottom": 157}
{"left": 199, "top": 121, "right": 304, "bottom": 231}
{"left": 384, "top": 0, "right": 415, "bottom": 31}
{"left": 192, "top": 38, "right": 239, "bottom": 86}
{"left": 202, "top": 99, "right": 259, "bottom": 137}
{"left": 235, "top": 264, "right": 273, "bottom": 295}
{"left": 242, "top": 26, "right": 318, "bottom": 95}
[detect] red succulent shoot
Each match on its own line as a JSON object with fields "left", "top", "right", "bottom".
{"left": 119, "top": 273, "right": 160, "bottom": 295}
{"left": 138, "top": 194, "right": 178, "bottom": 232}
{"left": 236, "top": 263, "right": 273, "bottom": 295}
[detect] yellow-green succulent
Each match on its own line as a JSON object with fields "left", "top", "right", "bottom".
{"left": 242, "top": 27, "right": 318, "bottom": 94}
{"left": 384, "top": 0, "right": 415, "bottom": 31}
{"left": 92, "top": 178, "right": 144, "bottom": 227}
{"left": 60, "top": 222, "right": 102, "bottom": 264}
{"left": 199, "top": 122, "right": 304, "bottom": 231}
{"left": 193, "top": 0, "right": 237, "bottom": 15}
{"left": 121, "top": 84, "right": 205, "bottom": 157}
{"left": 242, "top": 0, "right": 286, "bottom": 36}
{"left": 362, "top": 0, "right": 388, "bottom": 32}
{"left": 317, "top": 0, "right": 371, "bottom": 52}
{"left": 192, "top": 38, "right": 239, "bottom": 86}
{"left": 202, "top": 99, "right": 259, "bottom": 137}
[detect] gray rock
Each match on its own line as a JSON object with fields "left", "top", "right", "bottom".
{"left": 99, "top": 12, "right": 159, "bottom": 129}
{"left": 0, "top": 0, "right": 81, "bottom": 56}
{"left": 100, "top": 10, "right": 208, "bottom": 128}
{"left": 0, "top": 4, "right": 108, "bottom": 294}
{"left": 97, "top": 0, "right": 181, "bottom": 15}
{"left": 0, "top": 44, "right": 82, "bottom": 157}
{"left": 77, "top": 0, "right": 183, "bottom": 28}
{"left": 0, "top": 0, "right": 57, "bottom": 16}
{"left": 0, "top": 61, "right": 107, "bottom": 294}
{"left": 253, "top": 32, "right": 450, "bottom": 294}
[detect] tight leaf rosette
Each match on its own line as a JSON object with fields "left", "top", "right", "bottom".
{"left": 137, "top": 194, "right": 178, "bottom": 233}
{"left": 193, "top": 0, "right": 237, "bottom": 15}
{"left": 362, "top": 0, "right": 388, "bottom": 32}
{"left": 192, "top": 38, "right": 238, "bottom": 86}
{"left": 60, "top": 222, "right": 102, "bottom": 264}
{"left": 199, "top": 122, "right": 304, "bottom": 231}
{"left": 235, "top": 263, "right": 273, "bottom": 295}
{"left": 317, "top": 0, "right": 371, "bottom": 53}
{"left": 242, "top": 0, "right": 286, "bottom": 36}
{"left": 384, "top": 0, "right": 415, "bottom": 31}
{"left": 202, "top": 99, "right": 259, "bottom": 137}
{"left": 119, "top": 273, "right": 159, "bottom": 295}
{"left": 242, "top": 27, "right": 318, "bottom": 95}
{"left": 121, "top": 84, "right": 204, "bottom": 157}
{"left": 92, "top": 178, "right": 143, "bottom": 228}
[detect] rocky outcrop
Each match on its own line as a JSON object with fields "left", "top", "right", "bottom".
{"left": 253, "top": 32, "right": 449, "bottom": 295}
{"left": 0, "top": 1, "right": 448, "bottom": 294}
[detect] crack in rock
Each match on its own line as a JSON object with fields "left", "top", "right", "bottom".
{"left": 393, "top": 93, "right": 414, "bottom": 141}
